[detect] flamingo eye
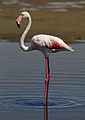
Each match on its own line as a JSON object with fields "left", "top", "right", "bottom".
{"left": 21, "top": 14, "right": 24, "bottom": 16}
{"left": 36, "top": 40, "right": 39, "bottom": 42}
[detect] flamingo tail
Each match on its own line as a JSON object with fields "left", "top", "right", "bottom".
{"left": 61, "top": 42, "right": 74, "bottom": 51}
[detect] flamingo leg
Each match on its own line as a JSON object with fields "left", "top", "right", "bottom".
{"left": 44, "top": 57, "right": 50, "bottom": 105}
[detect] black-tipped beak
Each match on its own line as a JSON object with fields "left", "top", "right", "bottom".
{"left": 16, "top": 15, "right": 23, "bottom": 28}
{"left": 16, "top": 21, "right": 20, "bottom": 28}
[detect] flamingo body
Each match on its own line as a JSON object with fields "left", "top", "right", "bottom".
{"left": 16, "top": 11, "right": 74, "bottom": 105}
{"left": 29, "top": 34, "right": 73, "bottom": 57}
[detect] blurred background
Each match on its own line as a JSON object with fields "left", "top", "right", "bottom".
{"left": 0, "top": 0, "right": 85, "bottom": 43}
{"left": 0, "top": 1, "right": 85, "bottom": 120}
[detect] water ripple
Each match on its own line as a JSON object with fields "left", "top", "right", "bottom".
{"left": 0, "top": 96, "right": 83, "bottom": 111}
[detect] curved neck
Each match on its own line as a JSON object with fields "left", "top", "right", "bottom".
{"left": 20, "top": 14, "right": 31, "bottom": 51}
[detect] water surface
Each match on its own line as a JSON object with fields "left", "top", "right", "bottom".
{"left": 0, "top": 41, "right": 85, "bottom": 119}
{"left": 1, "top": 0, "right": 85, "bottom": 12}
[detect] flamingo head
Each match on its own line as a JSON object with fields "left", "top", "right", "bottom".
{"left": 16, "top": 11, "right": 30, "bottom": 28}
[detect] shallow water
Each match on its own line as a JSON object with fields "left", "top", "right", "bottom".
{"left": 0, "top": 41, "right": 85, "bottom": 119}
{"left": 1, "top": 0, "right": 85, "bottom": 12}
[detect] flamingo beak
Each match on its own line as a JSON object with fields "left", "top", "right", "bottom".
{"left": 16, "top": 15, "right": 23, "bottom": 28}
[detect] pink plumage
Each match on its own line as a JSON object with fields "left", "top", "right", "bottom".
{"left": 16, "top": 11, "right": 74, "bottom": 106}
{"left": 30, "top": 34, "right": 74, "bottom": 55}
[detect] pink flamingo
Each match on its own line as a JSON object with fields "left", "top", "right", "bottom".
{"left": 16, "top": 11, "right": 74, "bottom": 105}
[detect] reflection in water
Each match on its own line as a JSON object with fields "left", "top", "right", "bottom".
{"left": 44, "top": 105, "right": 48, "bottom": 120}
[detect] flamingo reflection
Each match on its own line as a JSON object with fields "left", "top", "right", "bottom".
{"left": 44, "top": 104, "right": 48, "bottom": 120}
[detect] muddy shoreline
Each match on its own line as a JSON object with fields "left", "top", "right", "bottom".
{"left": 0, "top": 0, "right": 85, "bottom": 43}
{"left": 0, "top": 11, "right": 85, "bottom": 43}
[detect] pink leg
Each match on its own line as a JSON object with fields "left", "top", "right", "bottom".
{"left": 44, "top": 57, "right": 50, "bottom": 105}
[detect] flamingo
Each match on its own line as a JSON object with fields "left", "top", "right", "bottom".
{"left": 16, "top": 11, "right": 74, "bottom": 106}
